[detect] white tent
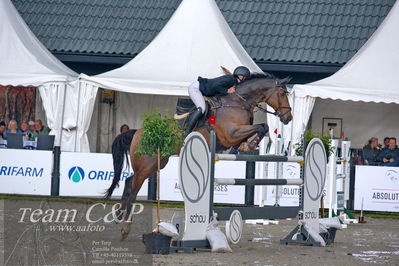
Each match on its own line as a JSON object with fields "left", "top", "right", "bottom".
{"left": 289, "top": 0, "right": 399, "bottom": 147}
{"left": 0, "top": 0, "right": 77, "bottom": 146}
{"left": 80, "top": 0, "right": 264, "bottom": 152}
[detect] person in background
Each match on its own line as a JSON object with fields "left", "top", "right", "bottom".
{"left": 378, "top": 137, "right": 399, "bottom": 165}
{"left": 0, "top": 121, "right": 6, "bottom": 139}
{"left": 362, "top": 137, "right": 380, "bottom": 165}
{"left": 20, "top": 121, "right": 32, "bottom": 140}
{"left": 30, "top": 119, "right": 50, "bottom": 140}
{"left": 382, "top": 137, "right": 390, "bottom": 150}
{"left": 120, "top": 124, "right": 130, "bottom": 133}
{"left": 4, "top": 120, "right": 21, "bottom": 139}
{"left": 28, "top": 121, "right": 35, "bottom": 132}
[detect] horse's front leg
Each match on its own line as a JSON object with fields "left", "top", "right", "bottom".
{"left": 219, "top": 123, "right": 268, "bottom": 149}
{"left": 247, "top": 123, "right": 269, "bottom": 150}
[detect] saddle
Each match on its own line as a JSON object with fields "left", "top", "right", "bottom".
{"left": 174, "top": 97, "right": 221, "bottom": 131}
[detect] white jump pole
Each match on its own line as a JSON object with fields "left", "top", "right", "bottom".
{"left": 327, "top": 139, "right": 339, "bottom": 218}
{"left": 341, "top": 140, "right": 351, "bottom": 208}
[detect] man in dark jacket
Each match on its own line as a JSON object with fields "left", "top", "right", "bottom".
{"left": 378, "top": 137, "right": 399, "bottom": 164}
{"left": 362, "top": 137, "right": 380, "bottom": 165}
{"left": 186, "top": 66, "right": 251, "bottom": 133}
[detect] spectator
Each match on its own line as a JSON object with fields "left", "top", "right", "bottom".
{"left": 0, "top": 121, "right": 6, "bottom": 139}
{"left": 120, "top": 124, "right": 130, "bottom": 133}
{"left": 378, "top": 137, "right": 399, "bottom": 164}
{"left": 382, "top": 137, "right": 390, "bottom": 150}
{"left": 30, "top": 119, "right": 50, "bottom": 140}
{"left": 362, "top": 137, "right": 380, "bottom": 165}
{"left": 4, "top": 120, "right": 21, "bottom": 139}
{"left": 20, "top": 121, "right": 33, "bottom": 140}
{"left": 28, "top": 121, "right": 35, "bottom": 132}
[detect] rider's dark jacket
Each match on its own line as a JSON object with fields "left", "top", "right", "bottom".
{"left": 197, "top": 75, "right": 237, "bottom": 96}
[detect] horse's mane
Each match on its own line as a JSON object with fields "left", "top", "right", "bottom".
{"left": 239, "top": 72, "right": 276, "bottom": 85}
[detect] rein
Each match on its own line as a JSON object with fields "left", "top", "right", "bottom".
{"left": 234, "top": 81, "right": 291, "bottom": 118}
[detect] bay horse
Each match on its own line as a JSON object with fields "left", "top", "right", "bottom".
{"left": 105, "top": 73, "right": 293, "bottom": 239}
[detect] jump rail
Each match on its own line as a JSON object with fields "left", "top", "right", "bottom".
{"left": 215, "top": 178, "right": 304, "bottom": 186}
{"left": 215, "top": 154, "right": 304, "bottom": 163}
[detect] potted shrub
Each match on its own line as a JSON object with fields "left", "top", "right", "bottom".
{"left": 136, "top": 111, "right": 184, "bottom": 254}
{"left": 294, "top": 130, "right": 332, "bottom": 159}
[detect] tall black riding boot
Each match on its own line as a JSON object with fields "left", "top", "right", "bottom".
{"left": 185, "top": 107, "right": 203, "bottom": 134}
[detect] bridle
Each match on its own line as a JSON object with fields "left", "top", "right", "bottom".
{"left": 235, "top": 80, "right": 292, "bottom": 118}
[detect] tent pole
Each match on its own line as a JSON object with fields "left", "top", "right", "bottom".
{"left": 291, "top": 91, "right": 296, "bottom": 150}
{"left": 57, "top": 82, "right": 67, "bottom": 147}
{"left": 74, "top": 79, "right": 82, "bottom": 152}
{"left": 50, "top": 81, "right": 67, "bottom": 197}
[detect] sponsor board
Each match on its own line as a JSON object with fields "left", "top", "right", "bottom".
{"left": 60, "top": 152, "right": 148, "bottom": 198}
{"left": 255, "top": 162, "right": 333, "bottom": 208}
{"left": 255, "top": 162, "right": 301, "bottom": 206}
{"left": 355, "top": 165, "right": 399, "bottom": 212}
{"left": 0, "top": 149, "right": 52, "bottom": 195}
{"left": 160, "top": 156, "right": 246, "bottom": 204}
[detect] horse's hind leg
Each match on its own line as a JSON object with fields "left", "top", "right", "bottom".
{"left": 114, "top": 175, "right": 134, "bottom": 223}
{"left": 121, "top": 168, "right": 153, "bottom": 240}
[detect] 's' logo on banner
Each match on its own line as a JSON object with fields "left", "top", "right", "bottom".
{"left": 386, "top": 170, "right": 399, "bottom": 183}
{"left": 68, "top": 166, "right": 85, "bottom": 183}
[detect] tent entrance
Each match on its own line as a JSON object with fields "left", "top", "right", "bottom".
{"left": 87, "top": 90, "right": 181, "bottom": 153}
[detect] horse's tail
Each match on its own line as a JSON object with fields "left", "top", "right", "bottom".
{"left": 104, "top": 129, "right": 136, "bottom": 199}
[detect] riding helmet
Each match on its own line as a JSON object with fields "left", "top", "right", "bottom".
{"left": 233, "top": 66, "right": 250, "bottom": 78}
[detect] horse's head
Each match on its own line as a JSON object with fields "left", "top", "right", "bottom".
{"left": 236, "top": 74, "right": 293, "bottom": 125}
{"left": 264, "top": 77, "right": 293, "bottom": 125}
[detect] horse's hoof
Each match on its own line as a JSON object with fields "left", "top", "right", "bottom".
{"left": 239, "top": 142, "right": 249, "bottom": 152}
{"left": 249, "top": 135, "right": 261, "bottom": 150}
{"left": 121, "top": 229, "right": 129, "bottom": 240}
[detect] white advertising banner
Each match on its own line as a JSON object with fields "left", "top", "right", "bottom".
{"left": 160, "top": 157, "right": 246, "bottom": 204}
{"left": 255, "top": 162, "right": 301, "bottom": 206}
{"left": 0, "top": 149, "right": 52, "bottom": 195}
{"left": 355, "top": 166, "right": 399, "bottom": 212}
{"left": 60, "top": 152, "right": 148, "bottom": 198}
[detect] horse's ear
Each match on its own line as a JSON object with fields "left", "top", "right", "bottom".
{"left": 279, "top": 76, "right": 292, "bottom": 85}
{"left": 221, "top": 66, "right": 232, "bottom": 75}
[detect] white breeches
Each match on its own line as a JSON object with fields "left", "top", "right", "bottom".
{"left": 188, "top": 81, "right": 206, "bottom": 114}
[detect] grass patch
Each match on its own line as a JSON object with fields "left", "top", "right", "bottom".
{"left": 321, "top": 209, "right": 399, "bottom": 219}
{"left": 361, "top": 213, "right": 399, "bottom": 219}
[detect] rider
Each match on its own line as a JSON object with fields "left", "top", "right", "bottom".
{"left": 186, "top": 66, "right": 251, "bottom": 133}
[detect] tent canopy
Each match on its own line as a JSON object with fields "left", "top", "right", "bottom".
{"left": 0, "top": 0, "right": 76, "bottom": 87}
{"left": 293, "top": 0, "right": 399, "bottom": 104}
{"left": 81, "top": 0, "right": 261, "bottom": 96}
{"left": 0, "top": 0, "right": 77, "bottom": 148}
{"left": 287, "top": 1, "right": 399, "bottom": 147}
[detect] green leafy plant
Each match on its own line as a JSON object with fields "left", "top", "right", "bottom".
{"left": 135, "top": 111, "right": 184, "bottom": 232}
{"left": 294, "top": 130, "right": 333, "bottom": 159}
{"left": 136, "top": 111, "right": 184, "bottom": 158}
